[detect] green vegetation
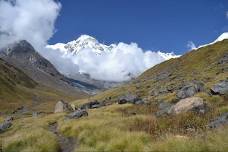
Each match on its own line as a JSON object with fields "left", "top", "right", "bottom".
{"left": 0, "top": 58, "right": 86, "bottom": 112}
{"left": 0, "top": 40, "right": 227, "bottom": 151}
{"left": 90, "top": 40, "right": 228, "bottom": 104}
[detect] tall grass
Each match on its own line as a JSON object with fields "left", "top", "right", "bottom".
{"left": 3, "top": 128, "right": 59, "bottom": 152}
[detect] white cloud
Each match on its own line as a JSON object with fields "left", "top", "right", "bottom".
{"left": 47, "top": 40, "right": 179, "bottom": 82}
{"left": 187, "top": 41, "right": 196, "bottom": 50}
{"left": 0, "top": 0, "right": 61, "bottom": 49}
{"left": 0, "top": 0, "right": 180, "bottom": 82}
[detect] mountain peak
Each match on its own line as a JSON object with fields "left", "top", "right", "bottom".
{"left": 64, "top": 35, "right": 109, "bottom": 55}
{"left": 76, "top": 35, "right": 97, "bottom": 42}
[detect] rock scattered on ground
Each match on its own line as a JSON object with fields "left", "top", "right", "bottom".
{"left": 155, "top": 102, "right": 173, "bottom": 117}
{"left": 66, "top": 109, "right": 88, "bottom": 119}
{"left": 54, "top": 100, "right": 73, "bottom": 113}
{"left": 118, "top": 94, "right": 144, "bottom": 105}
{"left": 177, "top": 81, "right": 204, "bottom": 99}
{"left": 208, "top": 112, "right": 228, "bottom": 128}
{"left": 169, "top": 97, "right": 207, "bottom": 115}
{"left": 0, "top": 116, "right": 14, "bottom": 133}
{"left": 80, "top": 100, "right": 105, "bottom": 110}
{"left": 210, "top": 80, "right": 228, "bottom": 95}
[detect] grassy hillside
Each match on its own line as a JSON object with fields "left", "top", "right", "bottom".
{"left": 0, "top": 40, "right": 227, "bottom": 152}
{"left": 90, "top": 39, "right": 228, "bottom": 103}
{"left": 0, "top": 58, "right": 87, "bottom": 112}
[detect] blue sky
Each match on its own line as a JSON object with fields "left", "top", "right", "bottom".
{"left": 49, "top": 0, "right": 228, "bottom": 54}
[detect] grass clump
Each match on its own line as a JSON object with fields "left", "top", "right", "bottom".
{"left": 59, "top": 104, "right": 152, "bottom": 151}
{"left": 2, "top": 128, "right": 59, "bottom": 152}
{"left": 149, "top": 127, "right": 228, "bottom": 152}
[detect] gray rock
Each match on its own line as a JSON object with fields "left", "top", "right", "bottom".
{"left": 156, "top": 102, "right": 173, "bottom": 117}
{"left": 211, "top": 80, "right": 228, "bottom": 95}
{"left": 169, "top": 97, "right": 206, "bottom": 115}
{"left": 12, "top": 106, "right": 28, "bottom": 114}
{"left": 177, "top": 81, "right": 204, "bottom": 99}
{"left": 54, "top": 100, "right": 72, "bottom": 113}
{"left": 66, "top": 109, "right": 88, "bottom": 119}
{"left": 80, "top": 100, "right": 104, "bottom": 109}
{"left": 5, "top": 116, "right": 14, "bottom": 122}
{"left": 0, "top": 121, "right": 12, "bottom": 133}
{"left": 118, "top": 94, "right": 142, "bottom": 105}
{"left": 208, "top": 113, "right": 228, "bottom": 128}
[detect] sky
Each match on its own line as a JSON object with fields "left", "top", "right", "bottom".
{"left": 48, "top": 0, "right": 228, "bottom": 54}
{"left": 0, "top": 0, "right": 227, "bottom": 81}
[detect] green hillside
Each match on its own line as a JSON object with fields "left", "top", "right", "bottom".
{"left": 0, "top": 58, "right": 86, "bottom": 112}
{"left": 1, "top": 40, "right": 227, "bottom": 152}
{"left": 91, "top": 39, "right": 228, "bottom": 103}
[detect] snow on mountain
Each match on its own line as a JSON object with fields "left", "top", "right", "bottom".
{"left": 197, "top": 32, "right": 228, "bottom": 49}
{"left": 46, "top": 35, "right": 179, "bottom": 82}
{"left": 214, "top": 32, "right": 228, "bottom": 43}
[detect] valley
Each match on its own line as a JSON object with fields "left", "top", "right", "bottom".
{"left": 0, "top": 35, "right": 227, "bottom": 152}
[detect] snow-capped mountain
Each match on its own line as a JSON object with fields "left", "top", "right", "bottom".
{"left": 48, "top": 35, "right": 116, "bottom": 55}
{"left": 46, "top": 35, "right": 179, "bottom": 82}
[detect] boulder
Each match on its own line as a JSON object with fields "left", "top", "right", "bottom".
{"left": 80, "top": 100, "right": 104, "bottom": 109}
{"left": 54, "top": 100, "right": 72, "bottom": 113}
{"left": 118, "top": 94, "right": 142, "bottom": 105}
{"left": 66, "top": 109, "right": 88, "bottom": 119}
{"left": 155, "top": 102, "right": 173, "bottom": 117}
{"left": 208, "top": 113, "right": 228, "bottom": 128}
{"left": 210, "top": 80, "right": 228, "bottom": 95}
{"left": 177, "top": 81, "right": 204, "bottom": 99}
{"left": 0, "top": 121, "right": 12, "bottom": 133}
{"left": 169, "top": 97, "right": 206, "bottom": 115}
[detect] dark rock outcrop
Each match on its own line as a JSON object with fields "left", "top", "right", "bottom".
{"left": 211, "top": 80, "right": 228, "bottom": 95}
{"left": 208, "top": 113, "right": 228, "bottom": 128}
{"left": 177, "top": 81, "right": 204, "bottom": 99}
{"left": 118, "top": 94, "right": 144, "bottom": 105}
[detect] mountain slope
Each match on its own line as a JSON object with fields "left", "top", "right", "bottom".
{"left": 0, "top": 40, "right": 95, "bottom": 95}
{"left": 0, "top": 56, "right": 90, "bottom": 112}
{"left": 91, "top": 39, "right": 228, "bottom": 103}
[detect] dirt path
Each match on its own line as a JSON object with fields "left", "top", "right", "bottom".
{"left": 49, "top": 122, "right": 76, "bottom": 152}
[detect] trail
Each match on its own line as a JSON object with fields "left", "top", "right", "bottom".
{"left": 49, "top": 122, "right": 76, "bottom": 152}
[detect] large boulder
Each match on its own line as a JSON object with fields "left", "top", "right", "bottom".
{"left": 169, "top": 97, "right": 206, "bottom": 115}
{"left": 210, "top": 80, "right": 228, "bottom": 95}
{"left": 54, "top": 100, "right": 72, "bottom": 113}
{"left": 66, "top": 109, "right": 88, "bottom": 119}
{"left": 177, "top": 81, "right": 204, "bottom": 99}
{"left": 208, "top": 113, "right": 228, "bottom": 128}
